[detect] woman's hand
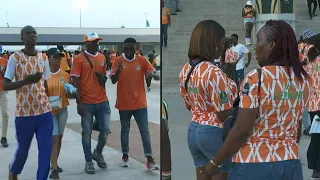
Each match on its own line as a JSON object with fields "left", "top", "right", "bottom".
{"left": 203, "top": 161, "right": 220, "bottom": 177}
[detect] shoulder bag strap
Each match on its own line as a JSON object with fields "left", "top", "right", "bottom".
{"left": 184, "top": 60, "right": 203, "bottom": 93}
{"left": 82, "top": 52, "right": 94, "bottom": 70}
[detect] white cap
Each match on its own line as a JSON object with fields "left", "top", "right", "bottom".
{"left": 246, "top": 1, "right": 253, "bottom": 6}
{"left": 84, "top": 32, "right": 103, "bottom": 42}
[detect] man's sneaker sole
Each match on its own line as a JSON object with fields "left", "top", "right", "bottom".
{"left": 84, "top": 169, "right": 95, "bottom": 174}
{"left": 93, "top": 157, "right": 107, "bottom": 169}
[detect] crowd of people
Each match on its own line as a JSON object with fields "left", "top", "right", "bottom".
{"left": 0, "top": 25, "right": 160, "bottom": 180}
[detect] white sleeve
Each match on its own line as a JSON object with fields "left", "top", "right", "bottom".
{"left": 242, "top": 45, "right": 250, "bottom": 54}
{"left": 4, "top": 55, "right": 17, "bottom": 81}
{"left": 44, "top": 57, "right": 50, "bottom": 80}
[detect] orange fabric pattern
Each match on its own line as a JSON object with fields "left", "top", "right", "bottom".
{"left": 162, "top": 7, "right": 170, "bottom": 24}
{"left": 179, "top": 62, "right": 236, "bottom": 128}
{"left": 234, "top": 66, "right": 311, "bottom": 163}
{"left": 46, "top": 69, "right": 71, "bottom": 114}
{"left": 0, "top": 57, "right": 8, "bottom": 91}
{"left": 111, "top": 55, "right": 155, "bottom": 110}
{"left": 306, "top": 56, "right": 320, "bottom": 112}
{"left": 60, "top": 52, "right": 70, "bottom": 72}
{"left": 225, "top": 49, "right": 239, "bottom": 64}
{"left": 13, "top": 51, "right": 52, "bottom": 117}
{"left": 70, "top": 52, "right": 108, "bottom": 104}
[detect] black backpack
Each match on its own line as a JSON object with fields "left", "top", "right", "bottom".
{"left": 222, "top": 68, "right": 262, "bottom": 141}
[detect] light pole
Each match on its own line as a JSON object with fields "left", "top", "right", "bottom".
{"left": 73, "top": 0, "right": 87, "bottom": 28}
{"left": 80, "top": 8, "right": 82, "bottom": 28}
{"left": 5, "top": 12, "right": 9, "bottom": 27}
{"left": 144, "top": 13, "right": 147, "bottom": 28}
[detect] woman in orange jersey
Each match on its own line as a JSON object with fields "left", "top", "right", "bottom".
{"left": 242, "top": 1, "right": 256, "bottom": 45}
{"left": 304, "top": 42, "right": 320, "bottom": 179}
{"left": 45, "top": 48, "right": 76, "bottom": 179}
{"left": 179, "top": 20, "right": 237, "bottom": 180}
{"left": 204, "top": 20, "right": 311, "bottom": 180}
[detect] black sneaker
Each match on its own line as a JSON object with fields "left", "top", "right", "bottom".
{"left": 311, "top": 170, "right": 320, "bottom": 179}
{"left": 57, "top": 166, "right": 63, "bottom": 173}
{"left": 175, "top": 9, "right": 181, "bottom": 12}
{"left": 84, "top": 161, "right": 95, "bottom": 174}
{"left": 92, "top": 149, "right": 107, "bottom": 168}
{"left": 303, "top": 129, "right": 311, "bottom": 136}
{"left": 171, "top": 13, "right": 177, "bottom": 15}
{"left": 49, "top": 169, "right": 60, "bottom": 179}
{"left": 1, "top": 137, "right": 8, "bottom": 148}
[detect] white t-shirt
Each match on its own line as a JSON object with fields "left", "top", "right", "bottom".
{"left": 231, "top": 43, "right": 249, "bottom": 70}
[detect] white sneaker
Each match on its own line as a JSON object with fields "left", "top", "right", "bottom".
{"left": 120, "top": 157, "right": 129, "bottom": 167}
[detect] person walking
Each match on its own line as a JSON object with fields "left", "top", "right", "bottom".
{"left": 45, "top": 48, "right": 75, "bottom": 179}
{"left": 0, "top": 53, "right": 9, "bottom": 147}
{"left": 4, "top": 25, "right": 53, "bottom": 180}
{"left": 110, "top": 37, "right": 160, "bottom": 170}
{"left": 242, "top": 0, "right": 256, "bottom": 45}
{"left": 70, "top": 32, "right": 111, "bottom": 174}
{"left": 162, "top": 0, "right": 171, "bottom": 47}
{"left": 307, "top": 0, "right": 318, "bottom": 20}
{"left": 230, "top": 34, "right": 252, "bottom": 88}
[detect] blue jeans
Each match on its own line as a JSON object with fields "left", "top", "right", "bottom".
{"left": 10, "top": 112, "right": 53, "bottom": 180}
{"left": 81, "top": 101, "right": 111, "bottom": 162}
{"left": 52, "top": 107, "right": 68, "bottom": 136}
{"left": 161, "top": 24, "right": 168, "bottom": 46}
{"left": 235, "top": 68, "right": 245, "bottom": 88}
{"left": 119, "top": 108, "right": 152, "bottom": 157}
{"left": 228, "top": 160, "right": 303, "bottom": 180}
{"left": 302, "top": 107, "right": 311, "bottom": 130}
{"left": 187, "top": 121, "right": 231, "bottom": 172}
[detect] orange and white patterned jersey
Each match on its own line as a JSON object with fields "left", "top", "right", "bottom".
{"left": 300, "top": 44, "right": 315, "bottom": 64}
{"left": 4, "top": 51, "right": 52, "bottom": 117}
{"left": 306, "top": 55, "right": 320, "bottom": 112}
{"left": 225, "top": 49, "right": 239, "bottom": 64}
{"left": 233, "top": 66, "right": 311, "bottom": 163}
{"left": 179, "top": 61, "right": 236, "bottom": 128}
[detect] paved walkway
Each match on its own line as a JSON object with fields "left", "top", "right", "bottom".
{"left": 0, "top": 76, "right": 160, "bottom": 180}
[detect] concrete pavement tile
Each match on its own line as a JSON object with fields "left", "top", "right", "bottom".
{"left": 0, "top": 128, "right": 159, "bottom": 180}
{"left": 66, "top": 120, "right": 160, "bottom": 165}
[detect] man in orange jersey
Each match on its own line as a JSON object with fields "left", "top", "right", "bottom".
{"left": 57, "top": 45, "right": 71, "bottom": 74}
{"left": 0, "top": 53, "right": 9, "bottom": 148}
{"left": 70, "top": 32, "right": 110, "bottom": 174}
{"left": 3, "top": 25, "right": 53, "bottom": 180}
{"left": 161, "top": 0, "right": 171, "bottom": 47}
{"left": 110, "top": 37, "right": 160, "bottom": 170}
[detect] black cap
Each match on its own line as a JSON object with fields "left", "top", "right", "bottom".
{"left": 46, "top": 48, "right": 65, "bottom": 57}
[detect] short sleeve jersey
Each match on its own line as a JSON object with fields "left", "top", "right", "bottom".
{"left": 179, "top": 61, "right": 236, "bottom": 128}
{"left": 233, "top": 66, "right": 311, "bottom": 163}
{"left": 4, "top": 51, "right": 52, "bottom": 117}
{"left": 111, "top": 54, "right": 155, "bottom": 110}
{"left": 0, "top": 57, "right": 8, "bottom": 91}
{"left": 306, "top": 55, "right": 320, "bottom": 112}
{"left": 70, "top": 51, "right": 108, "bottom": 104}
{"left": 46, "top": 69, "right": 71, "bottom": 114}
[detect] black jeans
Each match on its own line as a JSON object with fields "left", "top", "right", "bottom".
{"left": 307, "top": 111, "right": 320, "bottom": 171}
{"left": 308, "top": 0, "right": 318, "bottom": 18}
{"left": 146, "top": 77, "right": 152, "bottom": 88}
